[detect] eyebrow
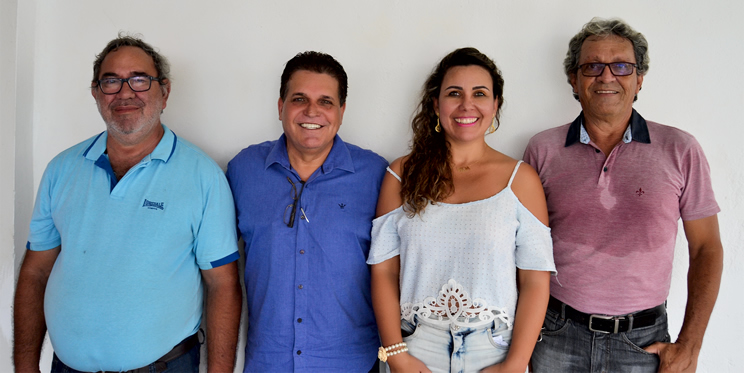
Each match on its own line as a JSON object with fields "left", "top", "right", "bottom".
{"left": 291, "top": 92, "right": 336, "bottom": 102}
{"left": 99, "top": 71, "right": 151, "bottom": 78}
{"left": 444, "top": 85, "right": 491, "bottom": 91}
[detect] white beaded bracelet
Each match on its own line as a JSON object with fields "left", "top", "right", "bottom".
{"left": 378, "top": 342, "right": 408, "bottom": 362}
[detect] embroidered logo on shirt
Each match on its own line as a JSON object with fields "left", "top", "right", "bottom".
{"left": 636, "top": 188, "right": 645, "bottom": 197}
{"left": 142, "top": 199, "right": 165, "bottom": 210}
{"left": 338, "top": 203, "right": 346, "bottom": 209}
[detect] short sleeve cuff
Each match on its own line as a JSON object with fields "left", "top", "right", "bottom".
{"left": 367, "top": 207, "right": 403, "bottom": 265}
{"left": 202, "top": 251, "right": 240, "bottom": 270}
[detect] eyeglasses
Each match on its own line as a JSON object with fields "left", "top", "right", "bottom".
{"left": 284, "top": 177, "right": 309, "bottom": 228}
{"left": 95, "top": 76, "right": 163, "bottom": 95}
{"left": 578, "top": 62, "right": 637, "bottom": 77}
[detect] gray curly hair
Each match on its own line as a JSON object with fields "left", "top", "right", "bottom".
{"left": 92, "top": 32, "right": 170, "bottom": 85}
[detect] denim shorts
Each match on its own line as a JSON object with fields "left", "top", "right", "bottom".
{"left": 389, "top": 316, "right": 511, "bottom": 373}
{"left": 531, "top": 304, "right": 671, "bottom": 373}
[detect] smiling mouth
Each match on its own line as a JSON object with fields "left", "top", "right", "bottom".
{"left": 300, "top": 123, "right": 322, "bottom": 129}
{"left": 454, "top": 118, "right": 478, "bottom": 124}
{"left": 595, "top": 90, "right": 618, "bottom": 94}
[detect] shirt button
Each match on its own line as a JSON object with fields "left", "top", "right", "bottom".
{"left": 297, "top": 350, "right": 302, "bottom": 355}
{"left": 299, "top": 250, "right": 305, "bottom": 254}
{"left": 603, "top": 167, "right": 608, "bottom": 172}
{"left": 595, "top": 149, "right": 600, "bottom": 153}
{"left": 298, "top": 284, "right": 303, "bottom": 289}
{"left": 297, "top": 318, "right": 303, "bottom": 323}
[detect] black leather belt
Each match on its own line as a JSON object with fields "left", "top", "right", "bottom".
{"left": 548, "top": 296, "right": 665, "bottom": 334}
{"left": 96, "top": 332, "right": 200, "bottom": 373}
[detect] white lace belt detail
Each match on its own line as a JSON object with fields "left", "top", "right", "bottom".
{"left": 400, "top": 279, "right": 512, "bottom": 329}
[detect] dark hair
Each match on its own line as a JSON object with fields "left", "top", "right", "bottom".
{"left": 279, "top": 51, "right": 348, "bottom": 105}
{"left": 565, "top": 18, "right": 649, "bottom": 101}
{"left": 401, "top": 47, "right": 505, "bottom": 216}
{"left": 92, "top": 32, "right": 170, "bottom": 84}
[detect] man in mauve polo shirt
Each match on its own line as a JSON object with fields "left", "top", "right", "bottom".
{"left": 524, "top": 18, "right": 723, "bottom": 372}
{"left": 227, "top": 51, "right": 387, "bottom": 372}
{"left": 14, "top": 34, "right": 242, "bottom": 372}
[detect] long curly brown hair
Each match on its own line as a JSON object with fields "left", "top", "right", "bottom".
{"left": 401, "top": 47, "right": 505, "bottom": 217}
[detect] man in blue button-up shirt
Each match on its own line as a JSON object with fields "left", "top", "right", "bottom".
{"left": 227, "top": 51, "right": 387, "bottom": 372}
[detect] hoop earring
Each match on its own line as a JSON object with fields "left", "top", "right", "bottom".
{"left": 488, "top": 116, "right": 496, "bottom": 134}
{"left": 435, "top": 117, "right": 442, "bottom": 133}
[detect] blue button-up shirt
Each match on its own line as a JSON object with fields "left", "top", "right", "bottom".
{"left": 227, "top": 134, "right": 387, "bottom": 372}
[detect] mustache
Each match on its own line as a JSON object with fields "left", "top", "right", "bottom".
{"left": 109, "top": 99, "right": 144, "bottom": 109}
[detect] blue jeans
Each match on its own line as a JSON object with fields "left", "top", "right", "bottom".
{"left": 394, "top": 316, "right": 511, "bottom": 373}
{"left": 531, "top": 304, "right": 671, "bottom": 373}
{"left": 50, "top": 341, "right": 199, "bottom": 373}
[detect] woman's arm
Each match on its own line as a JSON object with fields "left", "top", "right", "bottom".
{"left": 510, "top": 162, "right": 548, "bottom": 227}
{"left": 482, "top": 269, "right": 550, "bottom": 373}
{"left": 481, "top": 161, "right": 551, "bottom": 372}
{"left": 371, "top": 157, "right": 430, "bottom": 373}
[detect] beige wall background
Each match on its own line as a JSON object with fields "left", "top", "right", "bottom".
{"left": 2, "top": 0, "right": 742, "bottom": 371}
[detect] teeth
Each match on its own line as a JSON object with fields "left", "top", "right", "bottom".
{"left": 596, "top": 90, "right": 617, "bottom": 94}
{"left": 455, "top": 118, "right": 478, "bottom": 124}
{"left": 300, "top": 123, "right": 321, "bottom": 129}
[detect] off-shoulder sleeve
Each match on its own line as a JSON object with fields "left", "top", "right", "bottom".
{"left": 367, "top": 206, "right": 404, "bottom": 265}
{"left": 515, "top": 203, "right": 556, "bottom": 274}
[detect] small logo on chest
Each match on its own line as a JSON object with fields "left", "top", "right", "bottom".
{"left": 142, "top": 199, "right": 165, "bottom": 210}
{"left": 338, "top": 203, "right": 346, "bottom": 209}
{"left": 635, "top": 188, "right": 645, "bottom": 197}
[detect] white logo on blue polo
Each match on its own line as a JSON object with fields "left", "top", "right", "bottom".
{"left": 142, "top": 199, "right": 165, "bottom": 210}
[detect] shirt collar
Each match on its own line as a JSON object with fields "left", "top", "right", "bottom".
{"left": 82, "top": 124, "right": 177, "bottom": 162}
{"left": 565, "top": 109, "right": 651, "bottom": 147}
{"left": 265, "top": 134, "right": 355, "bottom": 175}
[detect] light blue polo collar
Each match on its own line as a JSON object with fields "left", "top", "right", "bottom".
{"left": 82, "top": 124, "right": 177, "bottom": 162}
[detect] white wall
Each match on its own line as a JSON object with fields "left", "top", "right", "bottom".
{"left": 5, "top": 0, "right": 743, "bottom": 371}
{"left": 1, "top": 0, "right": 19, "bottom": 368}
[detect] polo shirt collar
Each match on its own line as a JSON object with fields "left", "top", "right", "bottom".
{"left": 565, "top": 109, "right": 651, "bottom": 147}
{"left": 82, "top": 124, "right": 177, "bottom": 163}
{"left": 265, "top": 134, "right": 355, "bottom": 175}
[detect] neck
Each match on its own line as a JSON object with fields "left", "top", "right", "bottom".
{"left": 583, "top": 110, "right": 632, "bottom": 155}
{"left": 107, "top": 124, "right": 164, "bottom": 178}
{"left": 449, "top": 140, "right": 489, "bottom": 170}
{"left": 287, "top": 145, "right": 332, "bottom": 182}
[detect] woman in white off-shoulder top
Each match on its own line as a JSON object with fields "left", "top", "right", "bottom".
{"left": 368, "top": 47, "right": 555, "bottom": 373}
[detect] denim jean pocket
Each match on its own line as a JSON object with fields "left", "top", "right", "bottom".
{"left": 401, "top": 318, "right": 421, "bottom": 341}
{"left": 487, "top": 324, "right": 513, "bottom": 351}
{"left": 620, "top": 314, "right": 670, "bottom": 356}
{"left": 540, "top": 307, "right": 571, "bottom": 337}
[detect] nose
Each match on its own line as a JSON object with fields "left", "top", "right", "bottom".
{"left": 304, "top": 101, "right": 319, "bottom": 116}
{"left": 459, "top": 94, "right": 475, "bottom": 109}
{"left": 116, "top": 81, "right": 136, "bottom": 98}
{"left": 596, "top": 64, "right": 617, "bottom": 83}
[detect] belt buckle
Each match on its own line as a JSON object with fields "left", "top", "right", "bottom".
{"left": 588, "top": 314, "right": 624, "bottom": 334}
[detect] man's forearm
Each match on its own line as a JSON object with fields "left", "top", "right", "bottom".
{"left": 677, "top": 245, "right": 723, "bottom": 351}
{"left": 13, "top": 248, "right": 60, "bottom": 372}
{"left": 203, "top": 263, "right": 242, "bottom": 372}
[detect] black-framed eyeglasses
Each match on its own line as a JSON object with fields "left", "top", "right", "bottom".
{"left": 284, "top": 177, "right": 308, "bottom": 228}
{"left": 95, "top": 76, "right": 163, "bottom": 95}
{"left": 579, "top": 62, "right": 637, "bottom": 77}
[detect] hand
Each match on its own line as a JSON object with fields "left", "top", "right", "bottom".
{"left": 644, "top": 341, "right": 698, "bottom": 372}
{"left": 480, "top": 361, "right": 527, "bottom": 373}
{"left": 388, "top": 352, "right": 431, "bottom": 373}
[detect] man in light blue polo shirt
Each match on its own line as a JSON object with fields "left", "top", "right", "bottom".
{"left": 227, "top": 51, "right": 387, "bottom": 372}
{"left": 13, "top": 34, "right": 242, "bottom": 372}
